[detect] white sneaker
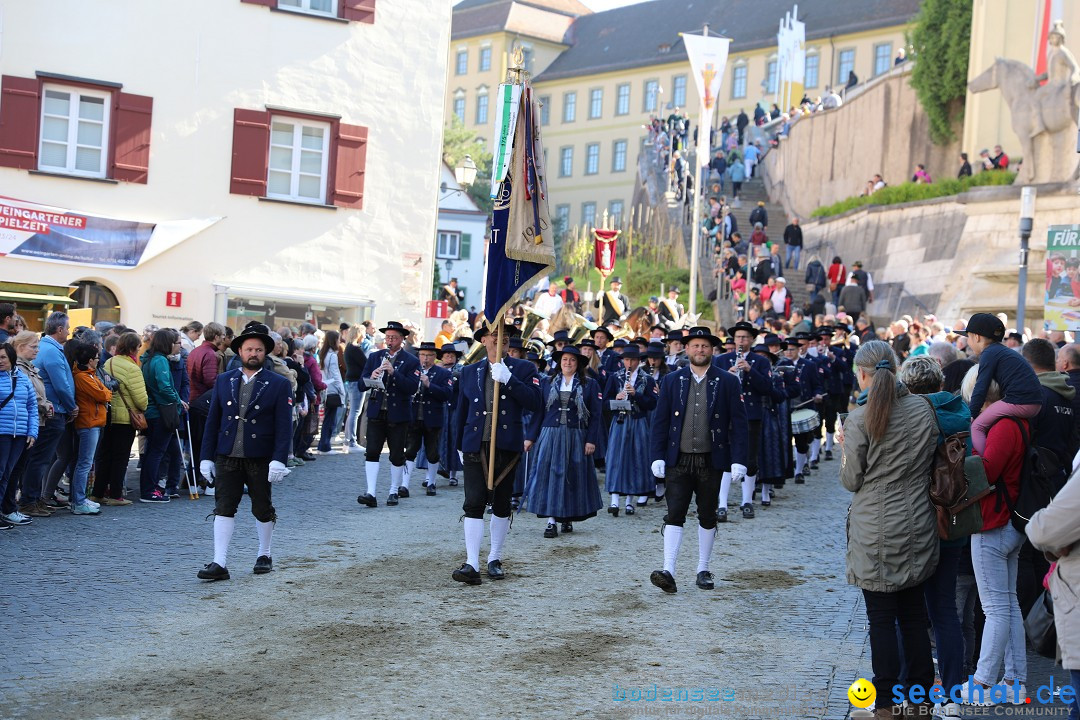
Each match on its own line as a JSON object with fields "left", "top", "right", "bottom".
{"left": 1003, "top": 681, "right": 1026, "bottom": 705}
{"left": 1, "top": 511, "right": 31, "bottom": 526}
{"left": 85, "top": 499, "right": 100, "bottom": 509}
{"left": 958, "top": 680, "right": 993, "bottom": 706}
{"left": 933, "top": 701, "right": 961, "bottom": 717}
{"left": 204, "top": 486, "right": 215, "bottom": 496}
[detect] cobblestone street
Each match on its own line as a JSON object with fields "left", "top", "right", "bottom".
{"left": 0, "top": 452, "right": 1071, "bottom": 719}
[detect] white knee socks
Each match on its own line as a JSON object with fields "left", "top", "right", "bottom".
{"left": 256, "top": 520, "right": 274, "bottom": 557}
{"left": 654, "top": 483, "right": 665, "bottom": 500}
{"left": 795, "top": 452, "right": 807, "bottom": 475}
{"left": 663, "top": 524, "right": 684, "bottom": 574}
{"left": 389, "top": 464, "right": 403, "bottom": 494}
{"left": 638, "top": 495, "right": 649, "bottom": 505}
{"left": 365, "top": 461, "right": 379, "bottom": 496}
{"left": 213, "top": 515, "right": 235, "bottom": 567}
{"left": 610, "top": 493, "right": 620, "bottom": 507}
{"left": 464, "top": 517, "right": 484, "bottom": 570}
{"left": 762, "top": 483, "right": 773, "bottom": 503}
{"left": 403, "top": 460, "right": 414, "bottom": 488}
{"left": 697, "top": 525, "right": 716, "bottom": 573}
{"left": 741, "top": 474, "right": 756, "bottom": 505}
{"left": 719, "top": 471, "right": 733, "bottom": 507}
{"left": 810, "top": 438, "right": 820, "bottom": 462}
{"left": 488, "top": 515, "right": 510, "bottom": 563}
{"left": 825, "top": 432, "right": 834, "bottom": 452}
{"left": 425, "top": 464, "right": 438, "bottom": 488}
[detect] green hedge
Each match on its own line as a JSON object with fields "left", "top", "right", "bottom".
{"left": 810, "top": 171, "right": 1016, "bottom": 218}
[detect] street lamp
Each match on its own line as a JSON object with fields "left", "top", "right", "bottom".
{"left": 1016, "top": 186, "right": 1036, "bottom": 332}
{"left": 441, "top": 154, "right": 478, "bottom": 198}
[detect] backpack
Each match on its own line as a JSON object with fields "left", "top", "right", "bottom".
{"left": 998, "top": 418, "right": 1069, "bottom": 533}
{"left": 921, "top": 397, "right": 993, "bottom": 540}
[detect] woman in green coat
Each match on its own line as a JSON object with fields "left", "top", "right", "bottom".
{"left": 139, "top": 329, "right": 182, "bottom": 503}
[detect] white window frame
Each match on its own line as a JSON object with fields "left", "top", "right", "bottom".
{"left": 38, "top": 84, "right": 111, "bottom": 179}
{"left": 643, "top": 79, "right": 659, "bottom": 113}
{"left": 589, "top": 88, "right": 603, "bottom": 119}
{"left": 456, "top": 50, "right": 468, "bottom": 76}
{"left": 672, "top": 75, "right": 687, "bottom": 108}
{"left": 266, "top": 115, "right": 332, "bottom": 205}
{"left": 616, "top": 83, "right": 630, "bottom": 116}
{"left": 612, "top": 139, "right": 627, "bottom": 172}
{"left": 277, "top": 0, "right": 338, "bottom": 18}
{"left": 436, "top": 231, "right": 461, "bottom": 260}
{"left": 560, "top": 146, "right": 573, "bottom": 177}
{"left": 479, "top": 46, "right": 492, "bottom": 72}
{"left": 805, "top": 52, "right": 820, "bottom": 89}
{"left": 585, "top": 143, "right": 600, "bottom": 175}
{"left": 563, "top": 91, "right": 577, "bottom": 123}
{"left": 873, "top": 43, "right": 892, "bottom": 77}
{"left": 732, "top": 64, "right": 747, "bottom": 99}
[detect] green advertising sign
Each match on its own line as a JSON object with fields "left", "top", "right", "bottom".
{"left": 1045, "top": 224, "right": 1080, "bottom": 331}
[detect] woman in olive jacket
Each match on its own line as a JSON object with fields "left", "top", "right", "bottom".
{"left": 839, "top": 339, "right": 938, "bottom": 716}
{"left": 93, "top": 332, "right": 148, "bottom": 504}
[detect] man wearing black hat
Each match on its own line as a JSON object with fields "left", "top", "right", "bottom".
{"left": 435, "top": 342, "right": 466, "bottom": 487}
{"left": 358, "top": 321, "right": 421, "bottom": 507}
{"left": 594, "top": 277, "right": 630, "bottom": 326}
{"left": 403, "top": 342, "right": 454, "bottom": 496}
{"left": 451, "top": 324, "right": 542, "bottom": 585}
{"left": 657, "top": 287, "right": 684, "bottom": 330}
{"left": 558, "top": 276, "right": 582, "bottom": 314}
{"left": 664, "top": 329, "right": 689, "bottom": 370}
{"left": 546, "top": 330, "right": 572, "bottom": 374}
{"left": 591, "top": 327, "right": 616, "bottom": 387}
{"left": 440, "top": 277, "right": 464, "bottom": 311}
{"left": 197, "top": 324, "right": 293, "bottom": 581}
{"left": 712, "top": 321, "right": 773, "bottom": 520}
{"left": 649, "top": 327, "right": 749, "bottom": 593}
{"left": 790, "top": 333, "right": 825, "bottom": 482}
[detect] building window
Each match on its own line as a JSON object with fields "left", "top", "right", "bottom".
{"left": 585, "top": 143, "right": 599, "bottom": 175}
{"left": 39, "top": 85, "right": 111, "bottom": 178}
{"left": 589, "top": 88, "right": 603, "bottom": 119}
{"left": 838, "top": 49, "right": 855, "bottom": 85}
{"left": 560, "top": 146, "right": 573, "bottom": 177}
{"left": 277, "top": 0, "right": 337, "bottom": 17}
{"left": 643, "top": 80, "right": 659, "bottom": 112}
{"left": 732, "top": 65, "right": 747, "bottom": 99}
{"left": 612, "top": 139, "right": 627, "bottom": 172}
{"left": 540, "top": 95, "right": 550, "bottom": 126}
{"left": 453, "top": 94, "right": 466, "bottom": 123}
{"left": 616, "top": 83, "right": 630, "bottom": 116}
{"left": 874, "top": 43, "right": 892, "bottom": 77}
{"left": 805, "top": 53, "right": 819, "bottom": 89}
{"left": 456, "top": 50, "right": 468, "bottom": 76}
{"left": 476, "top": 90, "right": 489, "bottom": 125}
{"left": 521, "top": 47, "right": 534, "bottom": 73}
{"left": 554, "top": 204, "right": 570, "bottom": 234}
{"left": 479, "top": 46, "right": 492, "bottom": 72}
{"left": 766, "top": 60, "right": 778, "bottom": 94}
{"left": 563, "top": 91, "right": 576, "bottom": 123}
{"left": 436, "top": 231, "right": 461, "bottom": 260}
{"left": 672, "top": 75, "right": 687, "bottom": 108}
{"left": 582, "top": 202, "right": 596, "bottom": 228}
{"left": 608, "top": 199, "right": 624, "bottom": 226}
{"left": 267, "top": 116, "right": 331, "bottom": 204}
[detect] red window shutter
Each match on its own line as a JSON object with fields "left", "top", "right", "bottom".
{"left": 0, "top": 75, "right": 41, "bottom": 170}
{"left": 340, "top": 0, "right": 375, "bottom": 23}
{"left": 240, "top": 0, "right": 275, "bottom": 6}
{"left": 330, "top": 122, "right": 367, "bottom": 209}
{"left": 111, "top": 92, "right": 153, "bottom": 183}
{"left": 230, "top": 108, "right": 271, "bottom": 196}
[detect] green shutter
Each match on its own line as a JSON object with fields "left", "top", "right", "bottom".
{"left": 460, "top": 233, "right": 471, "bottom": 259}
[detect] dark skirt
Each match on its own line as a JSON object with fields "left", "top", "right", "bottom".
{"left": 525, "top": 425, "right": 602, "bottom": 521}
{"left": 604, "top": 415, "right": 653, "bottom": 495}
{"left": 758, "top": 400, "right": 792, "bottom": 485}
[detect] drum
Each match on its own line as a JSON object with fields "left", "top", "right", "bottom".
{"left": 791, "top": 408, "right": 821, "bottom": 434}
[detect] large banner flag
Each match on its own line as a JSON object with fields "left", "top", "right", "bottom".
{"left": 0, "top": 195, "right": 219, "bottom": 269}
{"left": 593, "top": 228, "right": 618, "bottom": 277}
{"left": 1045, "top": 224, "right": 1080, "bottom": 331}
{"left": 483, "top": 81, "right": 555, "bottom": 326}
{"left": 681, "top": 32, "right": 730, "bottom": 166}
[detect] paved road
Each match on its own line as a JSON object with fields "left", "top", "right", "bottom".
{"left": 0, "top": 451, "right": 1071, "bottom": 719}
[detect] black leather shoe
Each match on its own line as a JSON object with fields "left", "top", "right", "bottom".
{"left": 357, "top": 493, "right": 378, "bottom": 507}
{"left": 608, "top": 505, "right": 619, "bottom": 517}
{"left": 761, "top": 500, "right": 771, "bottom": 507}
{"left": 650, "top": 569, "right": 677, "bottom": 593}
{"left": 253, "top": 555, "right": 272, "bottom": 574}
{"left": 197, "top": 562, "right": 230, "bottom": 581}
{"left": 636, "top": 499, "right": 648, "bottom": 507}
{"left": 824, "top": 450, "right": 834, "bottom": 461}
{"left": 398, "top": 487, "right": 410, "bottom": 498}
{"left": 448, "top": 478, "right": 458, "bottom": 486}
{"left": 543, "top": 524, "right": 557, "bottom": 538}
{"left": 810, "top": 460, "right": 819, "bottom": 470}
{"left": 426, "top": 485, "right": 437, "bottom": 496}
{"left": 625, "top": 506, "right": 635, "bottom": 516}
{"left": 794, "top": 473, "right": 805, "bottom": 484}
{"left": 696, "top": 571, "right": 715, "bottom": 590}
{"left": 301, "top": 452, "right": 317, "bottom": 461}
{"left": 717, "top": 507, "right": 728, "bottom": 523}
{"left": 741, "top": 503, "right": 755, "bottom": 519}
{"left": 452, "top": 563, "right": 482, "bottom": 585}
{"left": 487, "top": 560, "right": 505, "bottom": 580}
{"left": 386, "top": 493, "right": 399, "bottom": 506}
{"left": 560, "top": 522, "right": 573, "bottom": 533}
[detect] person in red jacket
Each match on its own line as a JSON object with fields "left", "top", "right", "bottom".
{"left": 961, "top": 365, "right": 1029, "bottom": 703}
{"left": 187, "top": 322, "right": 226, "bottom": 401}
{"left": 827, "top": 256, "right": 847, "bottom": 308}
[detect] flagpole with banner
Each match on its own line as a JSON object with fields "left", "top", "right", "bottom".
{"left": 680, "top": 26, "right": 731, "bottom": 317}
{"left": 482, "top": 48, "right": 556, "bottom": 491}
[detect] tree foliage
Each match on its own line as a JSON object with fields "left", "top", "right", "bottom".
{"left": 442, "top": 116, "right": 494, "bottom": 215}
{"left": 909, "top": 0, "right": 972, "bottom": 144}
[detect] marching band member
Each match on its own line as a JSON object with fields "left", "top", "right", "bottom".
{"left": 807, "top": 328, "right": 835, "bottom": 470}
{"left": 435, "top": 343, "right": 465, "bottom": 487}
{"left": 545, "top": 330, "right": 572, "bottom": 374}
{"left": 452, "top": 325, "right": 541, "bottom": 585}
{"left": 358, "top": 321, "right": 421, "bottom": 508}
{"left": 649, "top": 327, "right": 748, "bottom": 593}
{"left": 712, "top": 321, "right": 773, "bottom": 520}
{"left": 592, "top": 327, "right": 617, "bottom": 378}
{"left": 525, "top": 346, "right": 603, "bottom": 537}
{"left": 645, "top": 342, "right": 670, "bottom": 384}
{"left": 506, "top": 336, "right": 527, "bottom": 360}
{"left": 657, "top": 286, "right": 685, "bottom": 330}
{"left": 825, "top": 327, "right": 856, "bottom": 460}
{"left": 594, "top": 276, "right": 630, "bottom": 326}
{"left": 403, "top": 342, "right": 453, "bottom": 497}
{"left": 664, "top": 329, "right": 689, "bottom": 369}
{"left": 791, "top": 333, "right": 825, "bottom": 483}
{"left": 577, "top": 338, "right": 606, "bottom": 387}
{"left": 751, "top": 338, "right": 794, "bottom": 506}
{"left": 603, "top": 347, "right": 658, "bottom": 516}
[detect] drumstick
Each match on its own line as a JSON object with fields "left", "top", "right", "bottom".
{"left": 792, "top": 399, "right": 816, "bottom": 410}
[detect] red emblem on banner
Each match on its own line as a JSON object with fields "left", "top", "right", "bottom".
{"left": 593, "top": 228, "right": 619, "bottom": 278}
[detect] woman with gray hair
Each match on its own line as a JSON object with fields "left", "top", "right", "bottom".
{"left": 840, "top": 340, "right": 939, "bottom": 717}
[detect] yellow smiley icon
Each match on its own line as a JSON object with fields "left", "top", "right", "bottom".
{"left": 848, "top": 678, "right": 876, "bottom": 708}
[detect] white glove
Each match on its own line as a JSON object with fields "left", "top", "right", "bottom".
{"left": 268, "top": 460, "right": 290, "bottom": 484}
{"left": 651, "top": 460, "right": 666, "bottom": 478}
{"left": 200, "top": 460, "right": 216, "bottom": 483}
{"left": 458, "top": 450, "right": 465, "bottom": 466}
{"left": 490, "top": 362, "right": 512, "bottom": 384}
{"left": 731, "top": 463, "right": 748, "bottom": 481}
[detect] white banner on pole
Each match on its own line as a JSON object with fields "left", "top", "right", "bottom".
{"left": 682, "top": 32, "right": 730, "bottom": 116}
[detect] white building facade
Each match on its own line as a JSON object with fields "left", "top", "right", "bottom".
{"left": 434, "top": 162, "right": 487, "bottom": 312}
{"left": 0, "top": 0, "right": 451, "bottom": 332}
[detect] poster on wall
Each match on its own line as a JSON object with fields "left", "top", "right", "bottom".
{"left": 0, "top": 195, "right": 219, "bottom": 269}
{"left": 1045, "top": 224, "right": 1080, "bottom": 331}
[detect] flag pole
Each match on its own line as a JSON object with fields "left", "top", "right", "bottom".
{"left": 487, "top": 321, "right": 504, "bottom": 491}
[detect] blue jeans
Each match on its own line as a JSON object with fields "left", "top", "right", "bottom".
{"left": 971, "top": 522, "right": 1027, "bottom": 686}
{"left": 140, "top": 416, "right": 176, "bottom": 499}
{"left": 785, "top": 245, "right": 801, "bottom": 269}
{"left": 317, "top": 399, "right": 343, "bottom": 452}
{"left": 72, "top": 427, "right": 101, "bottom": 506}
{"left": 955, "top": 572, "right": 979, "bottom": 678}
{"left": 924, "top": 544, "right": 964, "bottom": 694}
{"left": 0, "top": 436, "right": 27, "bottom": 513}
{"left": 20, "top": 414, "right": 67, "bottom": 505}
{"left": 344, "top": 382, "right": 365, "bottom": 445}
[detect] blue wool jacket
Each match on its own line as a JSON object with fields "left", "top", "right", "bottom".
{"left": 0, "top": 368, "right": 40, "bottom": 439}
{"left": 33, "top": 335, "right": 76, "bottom": 414}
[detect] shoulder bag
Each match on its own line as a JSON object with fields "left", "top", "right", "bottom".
{"left": 108, "top": 359, "right": 148, "bottom": 432}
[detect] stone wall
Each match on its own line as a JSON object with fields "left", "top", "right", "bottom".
{"left": 762, "top": 65, "right": 962, "bottom": 220}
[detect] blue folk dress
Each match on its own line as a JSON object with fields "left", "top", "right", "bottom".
{"left": 756, "top": 364, "right": 793, "bottom": 486}
{"left": 415, "top": 366, "right": 463, "bottom": 477}
{"left": 603, "top": 368, "right": 657, "bottom": 496}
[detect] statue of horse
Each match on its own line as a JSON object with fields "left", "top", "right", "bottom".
{"left": 968, "top": 57, "right": 1080, "bottom": 184}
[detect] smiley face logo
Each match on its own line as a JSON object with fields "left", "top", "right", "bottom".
{"left": 848, "top": 678, "right": 875, "bottom": 708}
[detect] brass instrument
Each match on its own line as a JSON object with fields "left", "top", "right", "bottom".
{"left": 461, "top": 306, "right": 551, "bottom": 365}
{"left": 463, "top": 338, "right": 486, "bottom": 365}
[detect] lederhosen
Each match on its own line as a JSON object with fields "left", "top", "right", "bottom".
{"left": 215, "top": 376, "right": 276, "bottom": 522}
{"left": 663, "top": 376, "right": 720, "bottom": 529}
{"left": 405, "top": 367, "right": 444, "bottom": 464}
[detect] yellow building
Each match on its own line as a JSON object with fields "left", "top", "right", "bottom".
{"left": 448, "top": 0, "right": 919, "bottom": 231}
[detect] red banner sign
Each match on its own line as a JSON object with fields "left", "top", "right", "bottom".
{"left": 593, "top": 228, "right": 619, "bottom": 277}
